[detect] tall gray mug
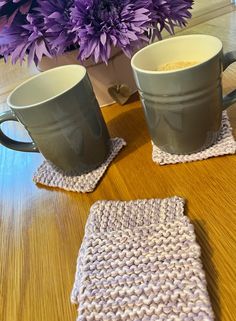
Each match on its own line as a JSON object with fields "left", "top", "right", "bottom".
{"left": 0, "top": 65, "right": 110, "bottom": 173}
{"left": 131, "top": 34, "right": 236, "bottom": 154}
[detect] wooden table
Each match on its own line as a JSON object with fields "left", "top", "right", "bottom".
{"left": 0, "top": 11, "right": 236, "bottom": 321}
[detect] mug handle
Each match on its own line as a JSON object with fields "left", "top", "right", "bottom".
{"left": 222, "top": 51, "right": 236, "bottom": 110}
{"left": 0, "top": 110, "right": 39, "bottom": 152}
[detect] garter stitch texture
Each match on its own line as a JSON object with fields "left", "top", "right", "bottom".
{"left": 71, "top": 197, "right": 214, "bottom": 321}
{"left": 152, "top": 111, "right": 236, "bottom": 165}
{"left": 33, "top": 138, "right": 126, "bottom": 193}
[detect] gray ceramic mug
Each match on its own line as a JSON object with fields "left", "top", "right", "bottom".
{"left": 0, "top": 65, "right": 110, "bottom": 173}
{"left": 131, "top": 34, "right": 236, "bottom": 154}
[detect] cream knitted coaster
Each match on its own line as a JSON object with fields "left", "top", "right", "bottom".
{"left": 71, "top": 197, "right": 214, "bottom": 321}
{"left": 152, "top": 112, "right": 236, "bottom": 165}
{"left": 33, "top": 138, "right": 126, "bottom": 193}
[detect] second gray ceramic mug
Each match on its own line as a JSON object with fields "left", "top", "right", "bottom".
{"left": 131, "top": 34, "right": 236, "bottom": 154}
{"left": 0, "top": 65, "right": 110, "bottom": 173}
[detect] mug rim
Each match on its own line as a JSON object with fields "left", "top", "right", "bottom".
{"left": 7, "top": 64, "right": 87, "bottom": 109}
{"left": 131, "top": 34, "right": 223, "bottom": 74}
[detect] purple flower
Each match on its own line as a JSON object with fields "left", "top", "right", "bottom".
{"left": 0, "top": 0, "right": 194, "bottom": 65}
{"left": 37, "top": 0, "right": 77, "bottom": 55}
{"left": 0, "top": 0, "right": 34, "bottom": 30}
{"left": 71, "top": 0, "right": 151, "bottom": 63}
{"left": 150, "top": 0, "right": 193, "bottom": 39}
{"left": 0, "top": 12, "right": 51, "bottom": 65}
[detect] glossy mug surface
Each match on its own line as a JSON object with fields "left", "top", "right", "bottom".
{"left": 131, "top": 35, "right": 236, "bottom": 154}
{"left": 0, "top": 65, "right": 110, "bottom": 173}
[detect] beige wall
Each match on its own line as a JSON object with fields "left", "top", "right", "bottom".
{"left": 184, "top": 0, "right": 235, "bottom": 30}
{"left": 193, "top": 0, "right": 233, "bottom": 14}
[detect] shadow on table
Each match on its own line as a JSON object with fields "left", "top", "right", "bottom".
{"left": 107, "top": 107, "right": 150, "bottom": 161}
{"left": 189, "top": 216, "right": 221, "bottom": 321}
{"left": 227, "top": 105, "right": 236, "bottom": 140}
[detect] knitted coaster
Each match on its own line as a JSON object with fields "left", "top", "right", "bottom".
{"left": 33, "top": 138, "right": 126, "bottom": 193}
{"left": 152, "top": 112, "right": 236, "bottom": 165}
{"left": 71, "top": 197, "right": 214, "bottom": 321}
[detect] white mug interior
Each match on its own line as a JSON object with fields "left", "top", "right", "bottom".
{"left": 7, "top": 64, "right": 86, "bottom": 108}
{"left": 131, "top": 34, "right": 223, "bottom": 73}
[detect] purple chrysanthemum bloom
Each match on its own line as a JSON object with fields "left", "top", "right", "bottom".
{"left": 37, "top": 0, "right": 77, "bottom": 55}
{"left": 0, "top": 12, "right": 51, "bottom": 65}
{"left": 71, "top": 0, "right": 151, "bottom": 63}
{"left": 150, "top": 0, "right": 193, "bottom": 39}
{"left": 0, "top": 0, "right": 34, "bottom": 30}
{"left": 0, "top": 0, "right": 194, "bottom": 65}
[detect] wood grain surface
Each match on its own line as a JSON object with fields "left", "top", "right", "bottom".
{"left": 0, "top": 11, "right": 236, "bottom": 321}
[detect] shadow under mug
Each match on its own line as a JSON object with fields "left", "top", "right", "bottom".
{"left": 131, "top": 34, "right": 236, "bottom": 154}
{"left": 0, "top": 65, "right": 110, "bottom": 173}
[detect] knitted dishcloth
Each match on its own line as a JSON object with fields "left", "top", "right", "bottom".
{"left": 71, "top": 197, "right": 214, "bottom": 321}
{"left": 152, "top": 111, "right": 236, "bottom": 165}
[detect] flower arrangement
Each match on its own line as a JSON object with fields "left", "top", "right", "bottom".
{"left": 0, "top": 0, "right": 194, "bottom": 65}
